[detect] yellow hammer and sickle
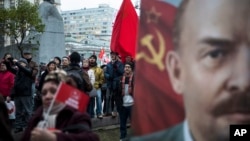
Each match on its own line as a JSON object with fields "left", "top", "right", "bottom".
{"left": 136, "top": 29, "right": 165, "bottom": 71}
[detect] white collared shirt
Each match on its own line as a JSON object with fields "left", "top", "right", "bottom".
{"left": 183, "top": 120, "right": 194, "bottom": 141}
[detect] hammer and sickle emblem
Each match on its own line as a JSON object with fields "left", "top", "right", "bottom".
{"left": 136, "top": 29, "right": 165, "bottom": 71}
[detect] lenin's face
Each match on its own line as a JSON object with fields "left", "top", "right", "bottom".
{"left": 166, "top": 0, "right": 250, "bottom": 140}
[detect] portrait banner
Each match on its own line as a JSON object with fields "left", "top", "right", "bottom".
{"left": 132, "top": 0, "right": 184, "bottom": 136}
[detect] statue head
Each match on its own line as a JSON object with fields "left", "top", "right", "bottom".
{"left": 44, "top": 0, "right": 55, "bottom": 4}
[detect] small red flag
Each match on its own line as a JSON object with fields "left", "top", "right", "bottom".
{"left": 55, "top": 83, "right": 90, "bottom": 112}
{"left": 110, "top": 0, "right": 139, "bottom": 62}
{"left": 98, "top": 48, "right": 105, "bottom": 59}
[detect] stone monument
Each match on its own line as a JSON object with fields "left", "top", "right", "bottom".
{"left": 38, "top": 0, "right": 65, "bottom": 63}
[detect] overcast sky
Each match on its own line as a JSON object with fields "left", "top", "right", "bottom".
{"left": 60, "top": 0, "right": 124, "bottom": 11}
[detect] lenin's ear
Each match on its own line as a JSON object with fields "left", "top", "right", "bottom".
{"left": 166, "top": 51, "right": 183, "bottom": 94}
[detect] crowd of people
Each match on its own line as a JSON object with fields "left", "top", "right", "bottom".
{"left": 1, "top": 0, "right": 250, "bottom": 140}
{"left": 0, "top": 50, "right": 135, "bottom": 141}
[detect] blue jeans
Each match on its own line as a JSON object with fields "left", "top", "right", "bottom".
{"left": 95, "top": 88, "right": 102, "bottom": 116}
{"left": 87, "top": 97, "right": 95, "bottom": 118}
{"left": 119, "top": 106, "right": 132, "bottom": 139}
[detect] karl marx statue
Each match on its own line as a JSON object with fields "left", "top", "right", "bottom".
{"left": 38, "top": 0, "right": 65, "bottom": 63}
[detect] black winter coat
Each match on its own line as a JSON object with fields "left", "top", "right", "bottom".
{"left": 12, "top": 62, "right": 33, "bottom": 97}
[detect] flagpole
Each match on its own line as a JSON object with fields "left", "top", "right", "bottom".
{"left": 42, "top": 82, "right": 62, "bottom": 128}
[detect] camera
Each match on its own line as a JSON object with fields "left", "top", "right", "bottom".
{"left": 7, "top": 57, "right": 14, "bottom": 61}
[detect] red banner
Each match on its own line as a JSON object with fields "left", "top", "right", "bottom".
{"left": 55, "top": 83, "right": 90, "bottom": 112}
{"left": 132, "top": 0, "right": 184, "bottom": 136}
{"left": 110, "top": 0, "right": 139, "bottom": 61}
{"left": 98, "top": 48, "right": 105, "bottom": 59}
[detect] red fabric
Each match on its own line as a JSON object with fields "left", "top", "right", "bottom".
{"left": 55, "top": 83, "right": 90, "bottom": 112}
{"left": 132, "top": 0, "right": 185, "bottom": 136}
{"left": 0, "top": 71, "right": 15, "bottom": 97}
{"left": 98, "top": 48, "right": 105, "bottom": 59}
{"left": 110, "top": 0, "right": 139, "bottom": 62}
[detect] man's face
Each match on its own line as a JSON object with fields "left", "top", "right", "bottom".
{"left": 4, "top": 54, "right": 11, "bottom": 60}
{"left": 82, "top": 60, "right": 89, "bottom": 67}
{"left": 111, "top": 53, "right": 117, "bottom": 60}
{"left": 167, "top": 0, "right": 250, "bottom": 140}
{"left": 23, "top": 53, "right": 32, "bottom": 59}
{"left": 89, "top": 57, "right": 96, "bottom": 63}
{"left": 0, "top": 63, "right": 6, "bottom": 71}
{"left": 126, "top": 56, "right": 132, "bottom": 62}
{"left": 62, "top": 58, "right": 70, "bottom": 66}
{"left": 124, "top": 64, "right": 132, "bottom": 74}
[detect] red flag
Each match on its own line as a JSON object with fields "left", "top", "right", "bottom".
{"left": 55, "top": 83, "right": 90, "bottom": 112}
{"left": 132, "top": 0, "right": 185, "bottom": 136}
{"left": 98, "top": 48, "right": 105, "bottom": 59}
{"left": 110, "top": 0, "right": 138, "bottom": 62}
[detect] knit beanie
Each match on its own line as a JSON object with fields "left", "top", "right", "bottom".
{"left": 18, "top": 58, "right": 28, "bottom": 65}
{"left": 89, "top": 54, "right": 97, "bottom": 60}
{"left": 70, "top": 52, "right": 81, "bottom": 63}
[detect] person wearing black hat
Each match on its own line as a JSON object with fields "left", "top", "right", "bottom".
{"left": 104, "top": 51, "right": 124, "bottom": 118}
{"left": 23, "top": 51, "right": 38, "bottom": 82}
{"left": 7, "top": 58, "right": 33, "bottom": 133}
{"left": 23, "top": 51, "right": 39, "bottom": 113}
{"left": 65, "top": 52, "right": 93, "bottom": 93}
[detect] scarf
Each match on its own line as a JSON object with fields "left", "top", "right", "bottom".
{"left": 82, "top": 66, "right": 89, "bottom": 72}
{"left": 37, "top": 103, "right": 66, "bottom": 129}
{"left": 122, "top": 73, "right": 133, "bottom": 96}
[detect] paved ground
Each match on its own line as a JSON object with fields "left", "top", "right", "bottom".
{"left": 95, "top": 127, "right": 120, "bottom": 141}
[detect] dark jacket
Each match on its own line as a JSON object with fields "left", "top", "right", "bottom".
{"left": 65, "top": 63, "right": 93, "bottom": 92}
{"left": 130, "top": 123, "right": 184, "bottom": 141}
{"left": 21, "top": 106, "right": 100, "bottom": 141}
{"left": 28, "top": 60, "right": 39, "bottom": 82}
{"left": 104, "top": 60, "right": 124, "bottom": 90}
{"left": 12, "top": 62, "right": 33, "bottom": 97}
{"left": 37, "top": 70, "right": 49, "bottom": 92}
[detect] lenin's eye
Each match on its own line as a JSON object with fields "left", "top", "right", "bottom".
{"left": 208, "top": 49, "right": 227, "bottom": 59}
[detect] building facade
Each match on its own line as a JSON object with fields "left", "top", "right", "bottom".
{"left": 61, "top": 4, "right": 117, "bottom": 61}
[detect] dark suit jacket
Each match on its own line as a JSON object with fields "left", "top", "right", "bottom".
{"left": 130, "top": 123, "right": 184, "bottom": 141}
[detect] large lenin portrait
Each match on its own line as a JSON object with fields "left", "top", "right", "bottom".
{"left": 132, "top": 0, "right": 250, "bottom": 141}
